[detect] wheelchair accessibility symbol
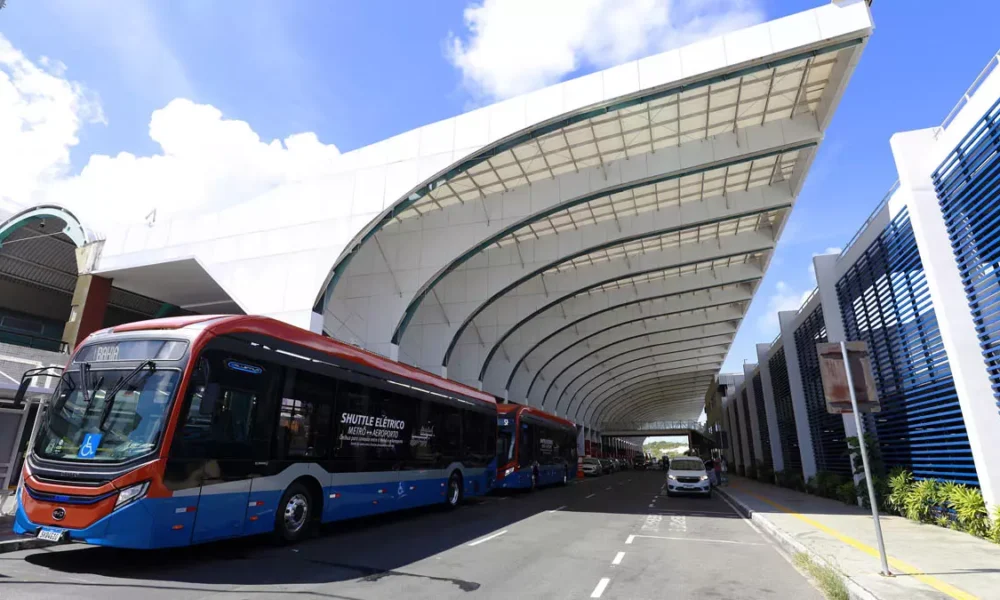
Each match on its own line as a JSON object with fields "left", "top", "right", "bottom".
{"left": 78, "top": 433, "right": 102, "bottom": 458}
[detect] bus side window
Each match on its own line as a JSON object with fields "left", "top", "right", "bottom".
{"left": 462, "top": 409, "right": 492, "bottom": 467}
{"left": 276, "top": 368, "right": 334, "bottom": 460}
{"left": 331, "top": 381, "right": 371, "bottom": 472}
{"left": 170, "top": 350, "right": 270, "bottom": 461}
{"left": 519, "top": 424, "right": 535, "bottom": 467}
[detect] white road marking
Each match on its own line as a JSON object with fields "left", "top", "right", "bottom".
{"left": 586, "top": 493, "right": 597, "bottom": 499}
{"left": 612, "top": 551, "right": 625, "bottom": 565}
{"left": 648, "top": 503, "right": 655, "bottom": 508}
{"left": 548, "top": 505, "right": 567, "bottom": 512}
{"left": 605, "top": 486, "right": 613, "bottom": 490}
{"left": 629, "top": 534, "right": 763, "bottom": 546}
{"left": 468, "top": 530, "right": 508, "bottom": 546}
{"left": 498, "top": 497, "right": 510, "bottom": 501}
{"left": 591, "top": 577, "right": 611, "bottom": 598}
{"left": 652, "top": 509, "right": 733, "bottom": 516}
{"left": 625, "top": 534, "right": 636, "bottom": 544}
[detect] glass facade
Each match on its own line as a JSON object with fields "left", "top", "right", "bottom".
{"left": 837, "top": 207, "right": 976, "bottom": 484}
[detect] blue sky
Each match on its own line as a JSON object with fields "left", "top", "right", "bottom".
{"left": 1, "top": 0, "right": 997, "bottom": 370}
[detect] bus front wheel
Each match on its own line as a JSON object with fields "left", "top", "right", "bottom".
{"left": 446, "top": 472, "right": 463, "bottom": 508}
{"left": 275, "top": 482, "right": 313, "bottom": 543}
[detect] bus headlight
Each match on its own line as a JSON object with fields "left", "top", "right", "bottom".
{"left": 504, "top": 467, "right": 515, "bottom": 477}
{"left": 115, "top": 481, "right": 149, "bottom": 509}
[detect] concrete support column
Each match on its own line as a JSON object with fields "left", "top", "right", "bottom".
{"left": 893, "top": 129, "right": 1000, "bottom": 511}
{"left": 62, "top": 274, "right": 112, "bottom": 350}
{"left": 778, "top": 310, "right": 818, "bottom": 480}
{"left": 734, "top": 383, "right": 753, "bottom": 475}
{"left": 756, "top": 342, "right": 785, "bottom": 473}
{"left": 743, "top": 364, "right": 765, "bottom": 466}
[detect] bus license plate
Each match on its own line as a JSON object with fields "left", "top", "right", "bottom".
{"left": 38, "top": 529, "right": 64, "bottom": 542}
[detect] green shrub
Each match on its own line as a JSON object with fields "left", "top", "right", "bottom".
{"left": 887, "top": 469, "right": 913, "bottom": 515}
{"left": 756, "top": 463, "right": 774, "bottom": 483}
{"left": 949, "top": 485, "right": 989, "bottom": 538}
{"left": 989, "top": 507, "right": 1000, "bottom": 544}
{"left": 904, "top": 478, "right": 939, "bottom": 523}
{"left": 776, "top": 469, "right": 806, "bottom": 491}
{"left": 836, "top": 481, "right": 857, "bottom": 505}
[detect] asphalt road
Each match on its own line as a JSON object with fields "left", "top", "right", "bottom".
{"left": 0, "top": 471, "right": 821, "bottom": 599}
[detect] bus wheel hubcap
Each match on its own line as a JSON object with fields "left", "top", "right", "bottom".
{"left": 284, "top": 494, "right": 309, "bottom": 533}
{"left": 449, "top": 481, "right": 460, "bottom": 504}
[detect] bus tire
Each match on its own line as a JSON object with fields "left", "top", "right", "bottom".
{"left": 274, "top": 482, "right": 313, "bottom": 544}
{"left": 446, "top": 472, "right": 463, "bottom": 508}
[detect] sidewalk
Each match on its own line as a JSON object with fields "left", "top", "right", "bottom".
{"left": 0, "top": 513, "right": 52, "bottom": 554}
{"left": 718, "top": 476, "right": 1000, "bottom": 600}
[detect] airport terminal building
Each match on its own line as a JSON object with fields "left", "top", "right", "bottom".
{"left": 0, "top": 1, "right": 874, "bottom": 437}
{"left": 713, "top": 49, "right": 1000, "bottom": 509}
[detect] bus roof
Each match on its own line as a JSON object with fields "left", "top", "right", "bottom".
{"left": 498, "top": 403, "right": 576, "bottom": 429}
{"left": 109, "top": 315, "right": 496, "bottom": 406}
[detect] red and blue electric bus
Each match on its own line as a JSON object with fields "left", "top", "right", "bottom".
{"left": 13, "top": 315, "right": 497, "bottom": 548}
{"left": 495, "top": 403, "right": 577, "bottom": 490}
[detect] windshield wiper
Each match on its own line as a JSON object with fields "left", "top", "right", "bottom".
{"left": 98, "top": 360, "right": 156, "bottom": 432}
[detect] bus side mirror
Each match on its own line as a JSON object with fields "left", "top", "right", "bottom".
{"left": 13, "top": 378, "right": 31, "bottom": 409}
{"left": 198, "top": 383, "right": 220, "bottom": 415}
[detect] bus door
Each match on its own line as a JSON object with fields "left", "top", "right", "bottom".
{"left": 173, "top": 351, "right": 273, "bottom": 544}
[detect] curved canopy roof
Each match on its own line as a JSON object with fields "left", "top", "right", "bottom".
{"left": 314, "top": 3, "right": 873, "bottom": 428}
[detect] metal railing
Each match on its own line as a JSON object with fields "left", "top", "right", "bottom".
{"left": 936, "top": 49, "right": 1000, "bottom": 138}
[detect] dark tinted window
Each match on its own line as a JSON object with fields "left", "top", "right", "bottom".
{"left": 519, "top": 423, "right": 535, "bottom": 467}
{"left": 331, "top": 381, "right": 372, "bottom": 470}
{"left": 463, "top": 409, "right": 494, "bottom": 467}
{"left": 276, "top": 369, "right": 334, "bottom": 459}
{"left": 171, "top": 351, "right": 271, "bottom": 460}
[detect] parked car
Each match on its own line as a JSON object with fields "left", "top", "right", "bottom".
{"left": 665, "top": 457, "right": 712, "bottom": 497}
{"left": 634, "top": 457, "right": 647, "bottom": 470}
{"left": 599, "top": 458, "right": 614, "bottom": 474}
{"left": 582, "top": 457, "right": 603, "bottom": 477}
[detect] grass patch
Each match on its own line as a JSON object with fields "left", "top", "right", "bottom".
{"left": 793, "top": 552, "right": 849, "bottom": 600}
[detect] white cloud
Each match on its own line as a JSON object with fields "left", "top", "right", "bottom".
{"left": 447, "top": 0, "right": 765, "bottom": 100}
{"left": 0, "top": 33, "right": 341, "bottom": 231}
{"left": 755, "top": 280, "right": 812, "bottom": 338}
{"left": 0, "top": 34, "right": 103, "bottom": 209}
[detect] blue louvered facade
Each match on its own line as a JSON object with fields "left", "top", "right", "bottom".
{"left": 794, "top": 305, "right": 851, "bottom": 476}
{"left": 932, "top": 96, "right": 1000, "bottom": 422}
{"left": 768, "top": 347, "right": 802, "bottom": 475}
{"left": 752, "top": 371, "right": 773, "bottom": 469}
{"left": 836, "top": 207, "right": 976, "bottom": 484}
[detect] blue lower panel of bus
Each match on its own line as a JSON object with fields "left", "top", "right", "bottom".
{"left": 14, "top": 469, "right": 493, "bottom": 549}
{"left": 496, "top": 464, "right": 568, "bottom": 489}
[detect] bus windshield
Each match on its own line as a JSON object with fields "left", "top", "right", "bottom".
{"left": 34, "top": 366, "right": 181, "bottom": 462}
{"left": 497, "top": 415, "right": 516, "bottom": 465}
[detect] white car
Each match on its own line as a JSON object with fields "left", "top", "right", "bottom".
{"left": 581, "top": 457, "right": 603, "bottom": 476}
{"left": 665, "top": 457, "right": 712, "bottom": 497}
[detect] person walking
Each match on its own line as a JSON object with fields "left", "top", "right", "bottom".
{"left": 712, "top": 457, "right": 723, "bottom": 487}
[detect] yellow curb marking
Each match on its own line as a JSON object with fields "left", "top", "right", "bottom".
{"left": 732, "top": 485, "right": 977, "bottom": 600}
